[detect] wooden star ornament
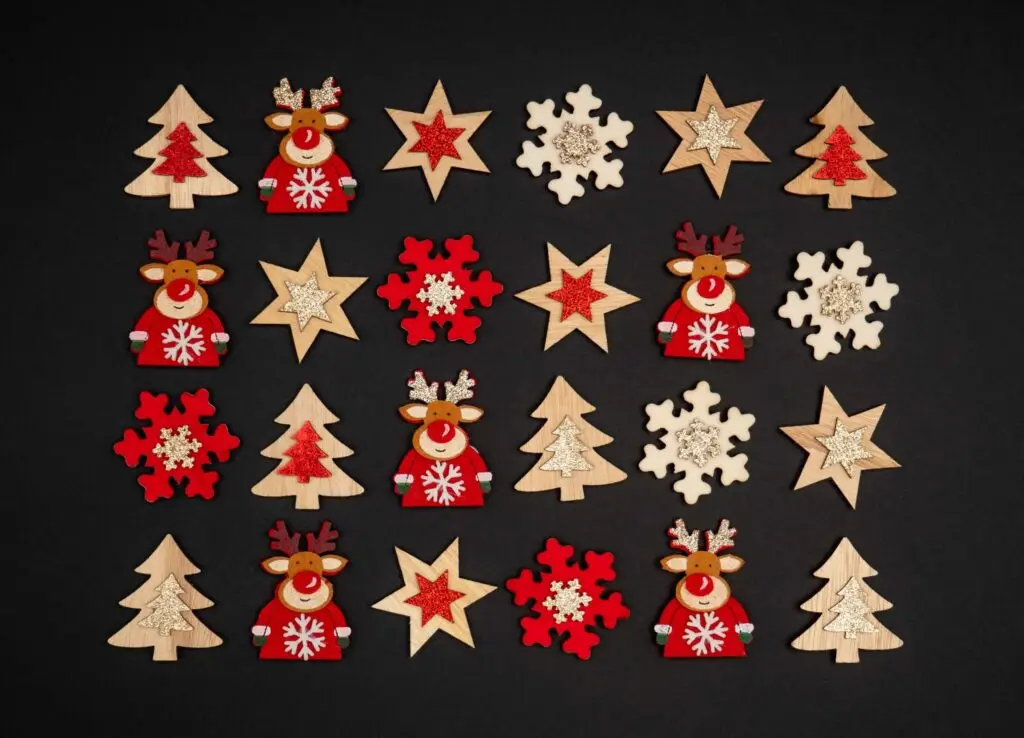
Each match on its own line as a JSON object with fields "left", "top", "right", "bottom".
{"left": 251, "top": 239, "right": 365, "bottom": 362}
{"left": 780, "top": 387, "right": 899, "bottom": 508}
{"left": 372, "top": 538, "right": 495, "bottom": 657}
{"left": 657, "top": 76, "right": 769, "bottom": 197}
{"left": 515, "top": 244, "right": 639, "bottom": 351}
{"left": 383, "top": 80, "right": 491, "bottom": 201}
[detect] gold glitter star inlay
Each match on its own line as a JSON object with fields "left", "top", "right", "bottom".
{"left": 819, "top": 275, "right": 864, "bottom": 324}
{"left": 281, "top": 272, "right": 337, "bottom": 330}
{"left": 816, "top": 419, "right": 873, "bottom": 476}
{"left": 687, "top": 105, "right": 740, "bottom": 164}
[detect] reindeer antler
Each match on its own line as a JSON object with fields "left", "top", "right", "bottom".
{"left": 147, "top": 230, "right": 180, "bottom": 263}
{"left": 268, "top": 520, "right": 300, "bottom": 556}
{"left": 444, "top": 370, "right": 476, "bottom": 404}
{"left": 408, "top": 371, "right": 439, "bottom": 403}
{"left": 273, "top": 77, "right": 304, "bottom": 111}
{"left": 309, "top": 76, "right": 342, "bottom": 111}
{"left": 705, "top": 519, "right": 737, "bottom": 554}
{"left": 183, "top": 231, "right": 217, "bottom": 264}
{"left": 674, "top": 221, "right": 709, "bottom": 257}
{"left": 307, "top": 522, "right": 339, "bottom": 554}
{"left": 712, "top": 225, "right": 744, "bottom": 258}
{"left": 668, "top": 518, "right": 701, "bottom": 553}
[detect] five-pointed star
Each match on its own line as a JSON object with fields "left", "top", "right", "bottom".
{"left": 251, "top": 239, "right": 366, "bottom": 363}
{"left": 383, "top": 80, "right": 491, "bottom": 201}
{"left": 372, "top": 538, "right": 495, "bottom": 657}
{"left": 657, "top": 75, "right": 769, "bottom": 197}
{"left": 516, "top": 244, "right": 639, "bottom": 352}
{"left": 780, "top": 387, "right": 899, "bottom": 508}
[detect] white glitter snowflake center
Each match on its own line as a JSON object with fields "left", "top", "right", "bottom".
{"left": 552, "top": 121, "right": 601, "bottom": 166}
{"left": 818, "top": 274, "right": 864, "bottom": 324}
{"left": 542, "top": 578, "right": 592, "bottom": 624}
{"left": 416, "top": 272, "right": 464, "bottom": 316}
{"left": 152, "top": 425, "right": 202, "bottom": 471}
{"left": 675, "top": 419, "right": 722, "bottom": 468}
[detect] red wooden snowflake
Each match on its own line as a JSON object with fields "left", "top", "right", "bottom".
{"left": 506, "top": 538, "right": 630, "bottom": 660}
{"left": 114, "top": 389, "right": 240, "bottom": 503}
{"left": 376, "top": 235, "right": 503, "bottom": 344}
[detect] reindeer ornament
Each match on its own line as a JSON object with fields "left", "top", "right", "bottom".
{"left": 654, "top": 519, "right": 754, "bottom": 658}
{"left": 392, "top": 370, "right": 492, "bottom": 508}
{"left": 260, "top": 77, "right": 357, "bottom": 213}
{"left": 657, "top": 222, "right": 753, "bottom": 361}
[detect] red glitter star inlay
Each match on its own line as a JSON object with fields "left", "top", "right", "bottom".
{"left": 546, "top": 270, "right": 607, "bottom": 321}
{"left": 404, "top": 571, "right": 466, "bottom": 625}
{"left": 409, "top": 111, "right": 465, "bottom": 170}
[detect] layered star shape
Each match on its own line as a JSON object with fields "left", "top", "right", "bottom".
{"left": 516, "top": 244, "right": 639, "bottom": 352}
{"left": 383, "top": 80, "right": 490, "bottom": 200}
{"left": 657, "top": 75, "right": 769, "bottom": 197}
{"left": 372, "top": 538, "right": 495, "bottom": 657}
{"left": 780, "top": 387, "right": 899, "bottom": 508}
{"left": 251, "top": 239, "right": 366, "bottom": 362}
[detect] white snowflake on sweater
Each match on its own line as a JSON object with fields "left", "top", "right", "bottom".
{"left": 287, "top": 167, "right": 332, "bottom": 209}
{"left": 687, "top": 314, "right": 730, "bottom": 359}
{"left": 542, "top": 579, "right": 592, "bottom": 624}
{"left": 282, "top": 614, "right": 326, "bottom": 661}
{"left": 683, "top": 611, "right": 729, "bottom": 655}
{"left": 152, "top": 426, "right": 202, "bottom": 471}
{"left": 421, "top": 460, "right": 465, "bottom": 505}
{"left": 416, "top": 272, "right": 464, "bottom": 316}
{"left": 161, "top": 320, "right": 205, "bottom": 365}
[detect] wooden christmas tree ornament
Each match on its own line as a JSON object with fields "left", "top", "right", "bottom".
{"left": 252, "top": 521, "right": 352, "bottom": 661}
{"left": 515, "top": 244, "right": 639, "bottom": 352}
{"left": 784, "top": 86, "right": 895, "bottom": 209}
{"left": 383, "top": 80, "right": 491, "bottom": 201}
{"left": 515, "top": 376, "right": 627, "bottom": 502}
{"left": 656, "top": 76, "right": 769, "bottom": 198}
{"left": 780, "top": 387, "right": 899, "bottom": 508}
{"left": 125, "top": 84, "right": 238, "bottom": 209}
{"left": 792, "top": 537, "right": 902, "bottom": 663}
{"left": 391, "top": 370, "right": 492, "bottom": 508}
{"left": 655, "top": 519, "right": 753, "bottom": 658}
{"left": 372, "top": 538, "right": 495, "bottom": 657}
{"left": 252, "top": 384, "right": 363, "bottom": 510}
{"left": 251, "top": 239, "right": 366, "bottom": 362}
{"left": 260, "top": 77, "right": 357, "bottom": 213}
{"left": 109, "top": 534, "right": 222, "bottom": 661}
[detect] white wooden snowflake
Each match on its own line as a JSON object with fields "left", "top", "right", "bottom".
{"left": 542, "top": 578, "right": 592, "bottom": 624}
{"left": 416, "top": 272, "right": 464, "bottom": 316}
{"left": 516, "top": 84, "right": 633, "bottom": 205}
{"left": 639, "top": 381, "right": 755, "bottom": 504}
{"left": 778, "top": 240, "right": 899, "bottom": 361}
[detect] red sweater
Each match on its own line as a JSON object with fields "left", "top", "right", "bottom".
{"left": 657, "top": 300, "right": 751, "bottom": 361}
{"left": 656, "top": 597, "right": 751, "bottom": 658}
{"left": 393, "top": 447, "right": 490, "bottom": 507}
{"left": 260, "top": 154, "right": 355, "bottom": 213}
{"left": 131, "top": 307, "right": 226, "bottom": 367}
{"left": 252, "top": 599, "right": 349, "bottom": 661}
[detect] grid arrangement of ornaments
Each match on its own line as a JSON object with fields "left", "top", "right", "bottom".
{"left": 110, "top": 77, "right": 903, "bottom": 664}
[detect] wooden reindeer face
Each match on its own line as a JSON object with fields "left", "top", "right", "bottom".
{"left": 667, "top": 223, "right": 749, "bottom": 316}
{"left": 140, "top": 231, "right": 223, "bottom": 320}
{"left": 400, "top": 370, "right": 483, "bottom": 461}
{"left": 265, "top": 77, "right": 349, "bottom": 168}
{"left": 660, "top": 520, "right": 744, "bottom": 613}
{"left": 262, "top": 522, "right": 347, "bottom": 614}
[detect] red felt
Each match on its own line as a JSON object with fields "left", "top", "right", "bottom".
{"left": 152, "top": 122, "right": 207, "bottom": 183}
{"left": 812, "top": 125, "right": 868, "bottom": 186}
{"left": 546, "top": 269, "right": 607, "bottom": 321}
{"left": 403, "top": 571, "right": 466, "bottom": 625}
{"left": 408, "top": 110, "right": 465, "bottom": 170}
{"left": 276, "top": 421, "right": 331, "bottom": 484}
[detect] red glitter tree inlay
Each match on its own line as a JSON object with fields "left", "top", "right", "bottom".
{"left": 812, "top": 125, "right": 867, "bottom": 186}
{"left": 404, "top": 571, "right": 466, "bottom": 625}
{"left": 152, "top": 122, "right": 207, "bottom": 183}
{"left": 276, "top": 421, "right": 332, "bottom": 484}
{"left": 546, "top": 269, "right": 607, "bottom": 321}
{"left": 409, "top": 111, "right": 465, "bottom": 170}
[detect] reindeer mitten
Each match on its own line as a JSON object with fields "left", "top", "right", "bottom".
{"left": 341, "top": 176, "right": 357, "bottom": 198}
{"left": 654, "top": 624, "right": 671, "bottom": 646}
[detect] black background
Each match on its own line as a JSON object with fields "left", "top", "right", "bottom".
{"left": 6, "top": 3, "right": 1017, "bottom": 736}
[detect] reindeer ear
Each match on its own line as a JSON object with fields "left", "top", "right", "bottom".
{"left": 666, "top": 258, "right": 694, "bottom": 277}
{"left": 196, "top": 265, "right": 224, "bottom": 284}
{"left": 718, "top": 554, "right": 745, "bottom": 573}
{"left": 399, "top": 403, "right": 429, "bottom": 422}
{"left": 459, "top": 405, "right": 484, "bottom": 423}
{"left": 321, "top": 554, "right": 348, "bottom": 575}
{"left": 265, "top": 112, "right": 293, "bottom": 130}
{"left": 725, "top": 260, "right": 750, "bottom": 278}
{"left": 660, "top": 555, "right": 689, "bottom": 573}
{"left": 261, "top": 557, "right": 290, "bottom": 574}
{"left": 323, "top": 112, "right": 349, "bottom": 130}
{"left": 139, "top": 264, "right": 166, "bottom": 282}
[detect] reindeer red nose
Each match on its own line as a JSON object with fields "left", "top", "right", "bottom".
{"left": 425, "top": 420, "right": 456, "bottom": 443}
{"left": 166, "top": 279, "right": 196, "bottom": 301}
{"left": 696, "top": 276, "right": 726, "bottom": 299}
{"left": 292, "top": 126, "right": 321, "bottom": 150}
{"left": 685, "top": 574, "right": 715, "bottom": 596}
{"left": 292, "top": 570, "right": 321, "bottom": 594}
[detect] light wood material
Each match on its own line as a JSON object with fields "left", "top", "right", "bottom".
{"left": 252, "top": 384, "right": 363, "bottom": 509}
{"left": 515, "top": 376, "right": 627, "bottom": 502}
{"left": 372, "top": 538, "right": 495, "bottom": 657}
{"left": 108, "top": 534, "right": 222, "bottom": 661}
{"left": 124, "top": 85, "right": 238, "bottom": 209}
{"left": 784, "top": 86, "right": 896, "bottom": 209}
{"left": 515, "top": 244, "right": 639, "bottom": 352}
{"left": 780, "top": 386, "right": 899, "bottom": 508}
{"left": 657, "top": 76, "right": 769, "bottom": 198}
{"left": 383, "top": 80, "right": 490, "bottom": 201}
{"left": 251, "top": 239, "right": 366, "bottom": 362}
{"left": 792, "top": 537, "right": 903, "bottom": 663}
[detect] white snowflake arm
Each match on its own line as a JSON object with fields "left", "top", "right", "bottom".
{"left": 251, "top": 625, "right": 271, "bottom": 636}
{"left": 211, "top": 332, "right": 229, "bottom": 344}
{"left": 129, "top": 331, "right": 148, "bottom": 342}
{"left": 654, "top": 624, "right": 672, "bottom": 634}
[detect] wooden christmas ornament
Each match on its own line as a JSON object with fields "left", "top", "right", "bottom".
{"left": 655, "top": 519, "right": 753, "bottom": 658}
{"left": 114, "top": 389, "right": 240, "bottom": 502}
{"left": 515, "top": 376, "right": 627, "bottom": 502}
{"left": 377, "top": 235, "right": 503, "bottom": 345}
{"left": 515, "top": 244, "right": 639, "bottom": 352}
{"left": 792, "top": 537, "right": 902, "bottom": 663}
{"left": 779, "top": 387, "right": 899, "bottom": 508}
{"left": 372, "top": 538, "right": 495, "bottom": 657}
{"left": 260, "top": 77, "right": 357, "bottom": 213}
{"left": 779, "top": 240, "right": 899, "bottom": 360}
{"left": 784, "top": 86, "right": 896, "bottom": 209}
{"left": 252, "top": 521, "right": 351, "bottom": 661}
{"left": 657, "top": 76, "right": 768, "bottom": 198}
{"left": 129, "top": 230, "right": 229, "bottom": 367}
{"left": 252, "top": 384, "right": 363, "bottom": 510}
{"left": 516, "top": 84, "right": 633, "bottom": 205}
{"left": 251, "top": 239, "right": 366, "bottom": 362}
{"left": 125, "top": 84, "right": 238, "bottom": 209}
{"left": 391, "top": 370, "right": 492, "bottom": 508}
{"left": 639, "top": 380, "right": 754, "bottom": 505}
{"left": 383, "top": 80, "right": 490, "bottom": 201}
{"left": 507, "top": 538, "right": 630, "bottom": 660}
{"left": 656, "top": 222, "right": 754, "bottom": 361}
{"left": 109, "top": 534, "right": 222, "bottom": 661}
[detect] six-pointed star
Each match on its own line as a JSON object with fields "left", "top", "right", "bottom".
{"left": 779, "top": 386, "right": 899, "bottom": 508}
{"left": 515, "top": 244, "right": 639, "bottom": 351}
{"left": 383, "top": 80, "right": 491, "bottom": 201}
{"left": 251, "top": 239, "right": 366, "bottom": 362}
{"left": 657, "top": 75, "right": 769, "bottom": 197}
{"left": 372, "top": 538, "right": 495, "bottom": 657}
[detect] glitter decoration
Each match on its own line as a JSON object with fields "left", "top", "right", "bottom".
{"left": 416, "top": 271, "right": 465, "bottom": 316}
{"left": 152, "top": 122, "right": 207, "bottom": 183}
{"left": 443, "top": 370, "right": 476, "bottom": 404}
{"left": 686, "top": 105, "right": 740, "bottom": 164}
{"left": 273, "top": 78, "right": 305, "bottom": 110}
{"left": 812, "top": 125, "right": 868, "bottom": 186}
{"left": 545, "top": 269, "right": 607, "bottom": 321}
{"left": 276, "top": 421, "right": 332, "bottom": 484}
{"left": 308, "top": 77, "right": 342, "bottom": 112}
{"left": 540, "top": 417, "right": 593, "bottom": 478}
{"left": 823, "top": 578, "right": 879, "bottom": 639}
{"left": 152, "top": 426, "right": 202, "bottom": 472}
{"left": 816, "top": 419, "right": 873, "bottom": 476}
{"left": 675, "top": 419, "right": 722, "bottom": 468}
{"left": 818, "top": 274, "right": 864, "bottom": 324}
{"left": 138, "top": 574, "right": 194, "bottom": 637}
{"left": 404, "top": 571, "right": 466, "bottom": 625}
{"left": 281, "top": 272, "right": 337, "bottom": 330}
{"left": 552, "top": 121, "right": 601, "bottom": 167}
{"left": 542, "top": 579, "right": 593, "bottom": 624}
{"left": 409, "top": 110, "right": 465, "bottom": 170}
{"left": 668, "top": 519, "right": 701, "bottom": 553}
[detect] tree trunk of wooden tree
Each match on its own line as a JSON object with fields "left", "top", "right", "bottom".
{"left": 835, "top": 637, "right": 860, "bottom": 664}
{"left": 827, "top": 189, "right": 853, "bottom": 210}
{"left": 152, "top": 638, "right": 177, "bottom": 662}
{"left": 170, "top": 186, "right": 193, "bottom": 210}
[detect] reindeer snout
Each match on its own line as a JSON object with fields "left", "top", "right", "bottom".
{"left": 684, "top": 574, "right": 715, "bottom": 596}
{"left": 696, "top": 276, "right": 726, "bottom": 299}
{"left": 166, "top": 279, "right": 196, "bottom": 301}
{"left": 425, "top": 420, "right": 456, "bottom": 443}
{"left": 292, "top": 126, "right": 321, "bottom": 150}
{"left": 292, "top": 570, "right": 321, "bottom": 594}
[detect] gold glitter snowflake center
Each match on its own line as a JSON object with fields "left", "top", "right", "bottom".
{"left": 416, "top": 271, "right": 465, "bottom": 317}
{"left": 542, "top": 578, "right": 592, "bottom": 624}
{"left": 552, "top": 121, "right": 601, "bottom": 167}
{"left": 819, "top": 275, "right": 864, "bottom": 324}
{"left": 281, "top": 272, "right": 337, "bottom": 330}
{"left": 687, "top": 105, "right": 741, "bottom": 164}
{"left": 540, "top": 416, "right": 594, "bottom": 478}
{"left": 817, "top": 419, "right": 873, "bottom": 476}
{"left": 152, "top": 425, "right": 202, "bottom": 472}
{"left": 676, "top": 419, "right": 722, "bottom": 468}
